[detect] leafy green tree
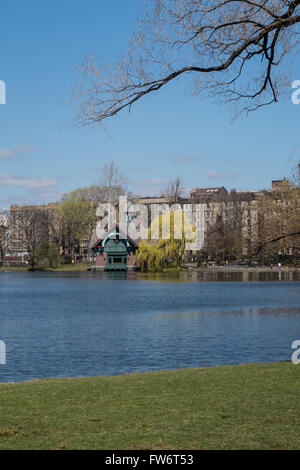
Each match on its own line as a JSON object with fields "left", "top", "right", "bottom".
{"left": 136, "top": 210, "right": 195, "bottom": 272}
{"left": 29, "top": 241, "right": 61, "bottom": 269}
{"left": 57, "top": 193, "right": 97, "bottom": 259}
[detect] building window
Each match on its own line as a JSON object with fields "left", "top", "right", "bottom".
{"left": 124, "top": 212, "right": 137, "bottom": 222}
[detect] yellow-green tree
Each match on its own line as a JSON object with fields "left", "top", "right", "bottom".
{"left": 136, "top": 210, "right": 195, "bottom": 272}
{"left": 57, "top": 192, "right": 97, "bottom": 259}
{"left": 29, "top": 241, "right": 61, "bottom": 269}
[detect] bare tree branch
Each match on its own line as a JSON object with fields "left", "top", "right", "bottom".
{"left": 165, "top": 176, "right": 184, "bottom": 203}
{"left": 73, "top": 0, "right": 300, "bottom": 126}
{"left": 252, "top": 231, "right": 300, "bottom": 257}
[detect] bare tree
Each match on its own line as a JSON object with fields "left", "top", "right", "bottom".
{"left": 289, "top": 159, "right": 300, "bottom": 186}
{"left": 250, "top": 184, "right": 300, "bottom": 260}
{"left": 165, "top": 176, "right": 184, "bottom": 203}
{"left": 9, "top": 206, "right": 52, "bottom": 256}
{"left": 203, "top": 202, "right": 245, "bottom": 261}
{"left": 0, "top": 213, "right": 9, "bottom": 266}
{"left": 74, "top": 1, "right": 300, "bottom": 126}
{"left": 99, "top": 160, "right": 128, "bottom": 201}
{"left": 63, "top": 161, "right": 128, "bottom": 203}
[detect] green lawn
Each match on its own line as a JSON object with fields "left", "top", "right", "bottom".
{"left": 0, "top": 264, "right": 91, "bottom": 272}
{"left": 50, "top": 263, "right": 91, "bottom": 272}
{"left": 0, "top": 362, "right": 299, "bottom": 450}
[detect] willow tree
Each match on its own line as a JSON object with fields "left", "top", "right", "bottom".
{"left": 136, "top": 241, "right": 166, "bottom": 272}
{"left": 75, "top": 1, "right": 300, "bottom": 126}
{"left": 136, "top": 210, "right": 195, "bottom": 272}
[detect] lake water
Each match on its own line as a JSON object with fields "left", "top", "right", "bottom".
{"left": 0, "top": 270, "right": 300, "bottom": 382}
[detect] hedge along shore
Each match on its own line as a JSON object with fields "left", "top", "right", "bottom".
{"left": 0, "top": 362, "right": 299, "bottom": 450}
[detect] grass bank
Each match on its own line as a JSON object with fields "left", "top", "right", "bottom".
{"left": 0, "top": 362, "right": 299, "bottom": 450}
{"left": 0, "top": 264, "right": 91, "bottom": 272}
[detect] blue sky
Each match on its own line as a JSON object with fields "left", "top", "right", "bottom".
{"left": 0, "top": 0, "right": 300, "bottom": 210}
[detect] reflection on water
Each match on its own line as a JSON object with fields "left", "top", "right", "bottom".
{"left": 161, "top": 306, "right": 300, "bottom": 319}
{"left": 0, "top": 271, "right": 300, "bottom": 382}
{"left": 1, "top": 269, "right": 299, "bottom": 282}
{"left": 104, "top": 269, "right": 300, "bottom": 282}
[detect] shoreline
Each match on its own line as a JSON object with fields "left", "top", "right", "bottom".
{"left": 1, "top": 265, "right": 300, "bottom": 273}
{"left": 185, "top": 265, "right": 300, "bottom": 273}
{"left": 0, "top": 360, "right": 293, "bottom": 385}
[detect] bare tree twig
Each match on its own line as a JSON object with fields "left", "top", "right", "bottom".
{"left": 73, "top": 0, "right": 300, "bottom": 126}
